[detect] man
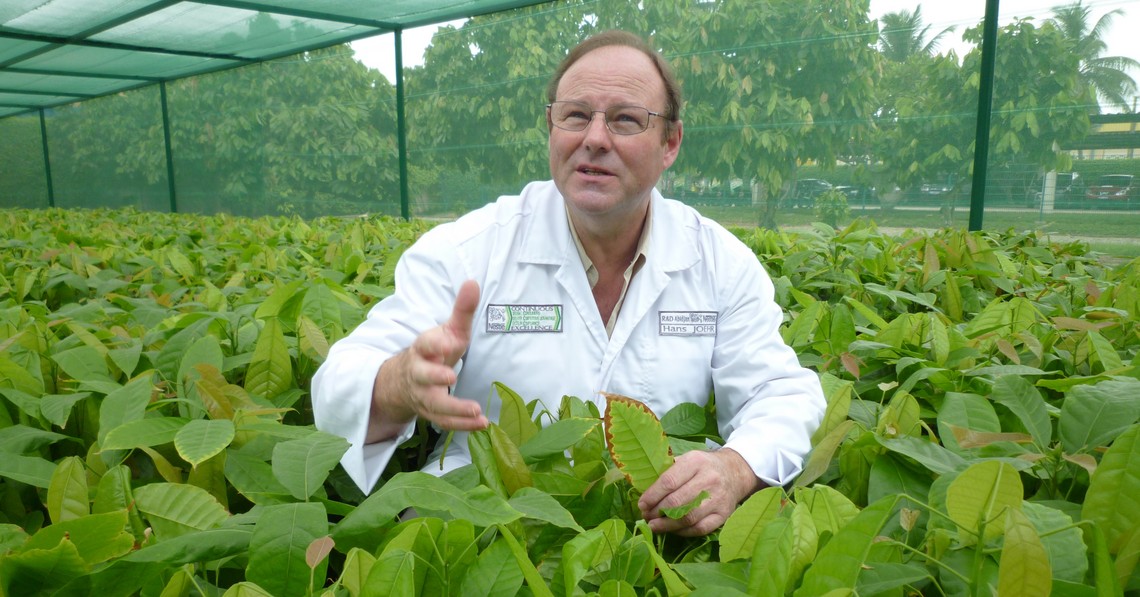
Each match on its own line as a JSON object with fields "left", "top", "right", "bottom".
{"left": 312, "top": 30, "right": 825, "bottom": 536}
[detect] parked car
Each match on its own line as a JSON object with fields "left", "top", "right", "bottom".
{"left": 833, "top": 184, "right": 878, "bottom": 206}
{"left": 1027, "top": 172, "right": 1083, "bottom": 208}
{"left": 1084, "top": 174, "right": 1137, "bottom": 208}
{"left": 788, "top": 178, "right": 833, "bottom": 208}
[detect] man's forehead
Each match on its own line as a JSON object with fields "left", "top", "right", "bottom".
{"left": 556, "top": 46, "right": 665, "bottom": 104}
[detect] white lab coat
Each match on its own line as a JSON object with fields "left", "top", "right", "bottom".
{"left": 312, "top": 180, "right": 825, "bottom": 494}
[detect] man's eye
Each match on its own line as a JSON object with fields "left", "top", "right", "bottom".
{"left": 564, "top": 111, "right": 590, "bottom": 120}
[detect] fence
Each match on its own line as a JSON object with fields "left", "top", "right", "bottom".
{"left": 1, "top": 0, "right": 1138, "bottom": 243}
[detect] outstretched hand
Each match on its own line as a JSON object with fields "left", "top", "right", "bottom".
{"left": 367, "top": 280, "right": 488, "bottom": 441}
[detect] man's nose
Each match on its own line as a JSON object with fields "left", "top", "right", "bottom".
{"left": 583, "top": 112, "right": 612, "bottom": 148}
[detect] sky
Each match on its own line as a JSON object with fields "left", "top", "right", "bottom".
{"left": 351, "top": 0, "right": 1140, "bottom": 94}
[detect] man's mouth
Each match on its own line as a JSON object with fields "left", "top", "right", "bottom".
{"left": 579, "top": 166, "right": 611, "bottom": 176}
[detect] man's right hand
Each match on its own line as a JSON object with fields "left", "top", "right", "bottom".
{"left": 366, "top": 280, "right": 488, "bottom": 442}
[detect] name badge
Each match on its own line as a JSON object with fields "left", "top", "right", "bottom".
{"left": 659, "top": 311, "right": 718, "bottom": 336}
{"left": 487, "top": 304, "right": 563, "bottom": 333}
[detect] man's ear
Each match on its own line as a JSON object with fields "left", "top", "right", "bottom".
{"left": 663, "top": 120, "right": 683, "bottom": 169}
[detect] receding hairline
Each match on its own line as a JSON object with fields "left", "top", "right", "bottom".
{"left": 545, "top": 30, "right": 682, "bottom": 123}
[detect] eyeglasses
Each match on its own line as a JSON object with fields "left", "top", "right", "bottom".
{"left": 546, "top": 100, "right": 664, "bottom": 136}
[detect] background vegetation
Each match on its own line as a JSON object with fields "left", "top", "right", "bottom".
{"left": 0, "top": 207, "right": 1138, "bottom": 595}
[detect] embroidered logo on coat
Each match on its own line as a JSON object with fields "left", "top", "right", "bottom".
{"left": 487, "top": 304, "right": 563, "bottom": 333}
{"left": 659, "top": 311, "right": 718, "bottom": 336}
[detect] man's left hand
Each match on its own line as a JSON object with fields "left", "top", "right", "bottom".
{"left": 638, "top": 448, "right": 766, "bottom": 536}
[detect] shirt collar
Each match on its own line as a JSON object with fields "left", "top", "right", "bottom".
{"left": 566, "top": 201, "right": 651, "bottom": 288}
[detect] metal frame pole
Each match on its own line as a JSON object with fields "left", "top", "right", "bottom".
{"left": 968, "top": 0, "right": 1000, "bottom": 231}
{"left": 38, "top": 108, "right": 55, "bottom": 208}
{"left": 395, "top": 28, "right": 410, "bottom": 220}
{"left": 160, "top": 81, "right": 178, "bottom": 213}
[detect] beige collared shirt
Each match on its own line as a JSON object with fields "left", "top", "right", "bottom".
{"left": 566, "top": 205, "right": 651, "bottom": 337}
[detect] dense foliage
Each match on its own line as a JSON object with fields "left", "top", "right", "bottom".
{"left": 1, "top": 207, "right": 1138, "bottom": 596}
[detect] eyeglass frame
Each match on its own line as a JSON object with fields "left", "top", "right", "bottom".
{"left": 545, "top": 100, "right": 667, "bottom": 136}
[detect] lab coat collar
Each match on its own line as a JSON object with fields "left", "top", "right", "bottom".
{"left": 518, "top": 180, "right": 699, "bottom": 274}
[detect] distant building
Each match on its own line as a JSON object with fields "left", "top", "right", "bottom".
{"left": 1069, "top": 113, "right": 1140, "bottom": 159}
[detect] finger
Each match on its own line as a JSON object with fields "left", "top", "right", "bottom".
{"left": 651, "top": 511, "right": 727, "bottom": 537}
{"left": 423, "top": 411, "right": 490, "bottom": 432}
{"left": 639, "top": 455, "right": 699, "bottom": 514}
{"left": 443, "top": 280, "right": 480, "bottom": 350}
{"left": 415, "top": 393, "right": 486, "bottom": 430}
{"left": 408, "top": 357, "right": 459, "bottom": 388}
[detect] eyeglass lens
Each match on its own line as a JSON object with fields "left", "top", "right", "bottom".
{"left": 549, "top": 101, "right": 652, "bottom": 135}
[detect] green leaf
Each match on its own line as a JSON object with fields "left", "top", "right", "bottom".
{"left": 663, "top": 490, "right": 710, "bottom": 520}
{"left": 0, "top": 425, "right": 70, "bottom": 454}
{"left": 1060, "top": 380, "right": 1140, "bottom": 454}
{"left": 867, "top": 453, "right": 932, "bottom": 507}
{"left": 0, "top": 452, "right": 56, "bottom": 488}
{"left": 40, "top": 392, "right": 90, "bottom": 429}
{"left": 102, "top": 417, "right": 189, "bottom": 450}
{"left": 877, "top": 435, "right": 966, "bottom": 475}
{"left": 497, "top": 524, "right": 556, "bottom": 597}
{"left": 1090, "top": 524, "right": 1124, "bottom": 597}
{"left": 719, "top": 486, "right": 787, "bottom": 561}
{"left": 46, "top": 456, "right": 88, "bottom": 524}
{"left": 793, "top": 495, "right": 900, "bottom": 597}
{"left": 855, "top": 562, "right": 932, "bottom": 595}
{"left": 494, "top": 382, "right": 537, "bottom": 447}
{"left": 177, "top": 335, "right": 224, "bottom": 418}
{"left": 245, "top": 318, "right": 293, "bottom": 401}
{"left": 797, "top": 485, "right": 861, "bottom": 539}
{"left": 991, "top": 375, "right": 1052, "bottom": 448}
{"left": 746, "top": 515, "right": 795, "bottom": 597}
{"left": 662, "top": 402, "right": 708, "bottom": 436}
{"left": 174, "top": 419, "right": 235, "bottom": 468}
{"left": 519, "top": 417, "right": 599, "bottom": 463}
{"left": 52, "top": 345, "right": 115, "bottom": 386}
{"left": 562, "top": 519, "right": 626, "bottom": 597}
{"left": 812, "top": 374, "right": 853, "bottom": 445}
{"left": 221, "top": 582, "right": 275, "bottom": 597}
{"left": 338, "top": 548, "right": 376, "bottom": 597}
{"left": 998, "top": 508, "right": 1052, "bottom": 597}
{"left": 133, "top": 482, "right": 229, "bottom": 539}
{"left": 225, "top": 449, "right": 291, "bottom": 503}
{"left": 123, "top": 527, "right": 250, "bottom": 564}
{"left": 97, "top": 376, "right": 154, "bottom": 446}
{"left": 1082, "top": 424, "right": 1140, "bottom": 554}
{"left": 1022, "top": 502, "right": 1087, "bottom": 584}
{"left": 332, "top": 472, "right": 521, "bottom": 552}
{"left": 947, "top": 460, "right": 1023, "bottom": 546}
{"left": 458, "top": 539, "right": 522, "bottom": 597}
{"left": 508, "top": 487, "right": 584, "bottom": 532}
{"left": 604, "top": 393, "right": 674, "bottom": 493}
{"left": 271, "top": 430, "right": 350, "bottom": 500}
{"left": 487, "top": 423, "right": 532, "bottom": 496}
{"left": 795, "top": 419, "right": 855, "bottom": 489}
{"left": 0, "top": 536, "right": 89, "bottom": 597}
{"left": 23, "top": 510, "right": 134, "bottom": 565}
{"left": 246, "top": 502, "right": 328, "bottom": 597}
{"left": 936, "top": 392, "right": 1001, "bottom": 453}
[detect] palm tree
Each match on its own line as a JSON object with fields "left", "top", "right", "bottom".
{"left": 878, "top": 6, "right": 956, "bottom": 62}
{"left": 1048, "top": 0, "right": 1139, "bottom": 112}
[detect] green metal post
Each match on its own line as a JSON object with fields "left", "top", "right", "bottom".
{"left": 38, "top": 108, "right": 55, "bottom": 208}
{"left": 395, "top": 28, "right": 410, "bottom": 220}
{"left": 160, "top": 81, "right": 178, "bottom": 213}
{"left": 968, "top": 0, "right": 1000, "bottom": 231}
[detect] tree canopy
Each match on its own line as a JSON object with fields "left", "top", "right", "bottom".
{"left": 27, "top": 0, "right": 1122, "bottom": 224}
